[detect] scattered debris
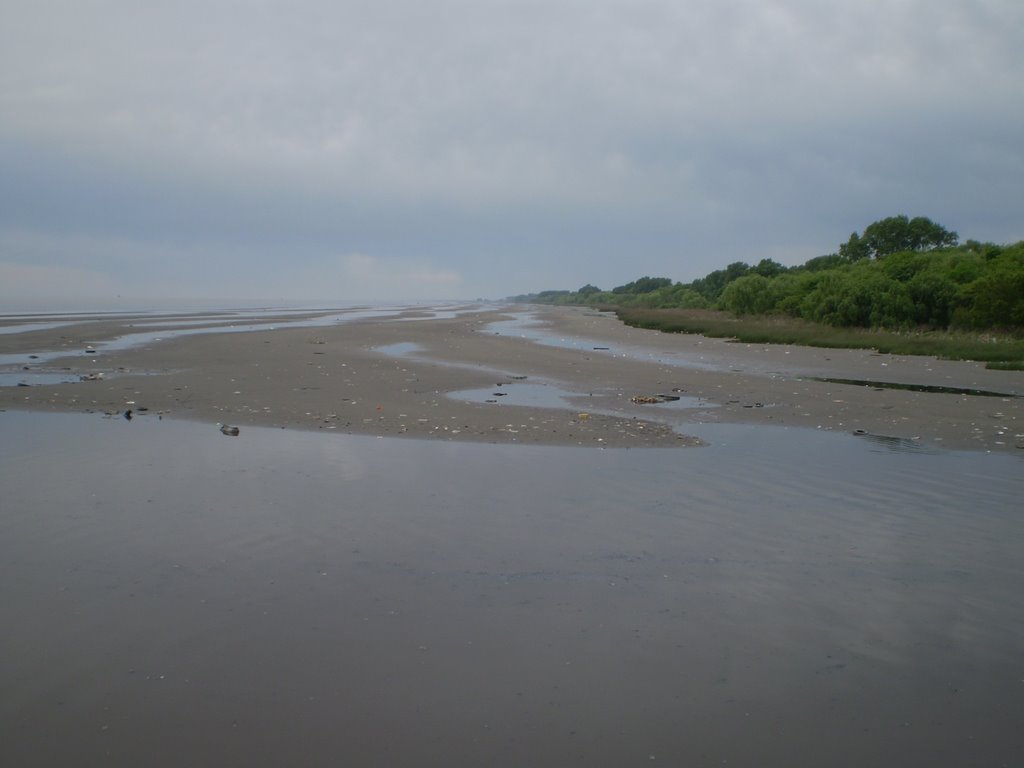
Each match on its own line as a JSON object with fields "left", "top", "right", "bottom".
{"left": 219, "top": 424, "right": 240, "bottom": 436}
{"left": 80, "top": 372, "right": 104, "bottom": 382}
{"left": 630, "top": 394, "right": 681, "bottom": 404}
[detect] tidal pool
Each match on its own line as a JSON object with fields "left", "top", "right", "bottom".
{"left": 449, "top": 381, "right": 713, "bottom": 415}
{"left": 0, "top": 372, "right": 81, "bottom": 387}
{"left": 1, "top": 411, "right": 1021, "bottom": 767}
{"left": 484, "top": 310, "right": 725, "bottom": 372}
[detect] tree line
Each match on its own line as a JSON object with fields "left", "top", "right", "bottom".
{"left": 510, "top": 216, "right": 1024, "bottom": 331}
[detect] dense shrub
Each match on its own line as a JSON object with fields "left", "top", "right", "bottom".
{"left": 509, "top": 217, "right": 1023, "bottom": 333}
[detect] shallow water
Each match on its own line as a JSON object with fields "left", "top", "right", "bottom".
{"left": 0, "top": 372, "right": 82, "bottom": 387}
{"left": 1, "top": 411, "right": 1022, "bottom": 767}
{"left": 449, "top": 381, "right": 712, "bottom": 413}
{"left": 485, "top": 310, "right": 724, "bottom": 371}
{"left": 375, "top": 341, "right": 427, "bottom": 357}
{"left": 0, "top": 320, "right": 79, "bottom": 336}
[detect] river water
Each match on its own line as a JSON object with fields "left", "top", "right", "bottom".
{"left": 1, "top": 410, "right": 1021, "bottom": 767}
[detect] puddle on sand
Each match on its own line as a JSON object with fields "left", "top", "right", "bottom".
{"left": 374, "top": 341, "right": 552, "bottom": 391}
{"left": 484, "top": 310, "right": 722, "bottom": 371}
{"left": 376, "top": 337, "right": 715, "bottom": 417}
{"left": 485, "top": 312, "right": 627, "bottom": 354}
{"left": 450, "top": 380, "right": 715, "bottom": 414}
{"left": 0, "top": 371, "right": 81, "bottom": 387}
{"left": 850, "top": 429, "right": 941, "bottom": 454}
{"left": 375, "top": 341, "right": 426, "bottom": 357}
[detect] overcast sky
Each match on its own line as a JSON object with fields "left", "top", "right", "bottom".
{"left": 1, "top": 0, "right": 1022, "bottom": 307}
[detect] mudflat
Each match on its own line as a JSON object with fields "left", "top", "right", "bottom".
{"left": 2, "top": 304, "right": 1021, "bottom": 452}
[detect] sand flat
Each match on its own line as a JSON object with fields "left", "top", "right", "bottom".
{"left": 1, "top": 304, "right": 1021, "bottom": 452}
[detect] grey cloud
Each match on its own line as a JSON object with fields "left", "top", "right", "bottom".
{"left": 1, "top": 0, "right": 1022, "bottom": 303}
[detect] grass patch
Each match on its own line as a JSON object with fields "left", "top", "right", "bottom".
{"left": 614, "top": 308, "right": 1024, "bottom": 369}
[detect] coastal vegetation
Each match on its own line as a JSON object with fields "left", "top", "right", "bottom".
{"left": 510, "top": 216, "right": 1024, "bottom": 367}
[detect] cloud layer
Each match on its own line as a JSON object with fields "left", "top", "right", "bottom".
{"left": 2, "top": 0, "right": 1022, "bottom": 305}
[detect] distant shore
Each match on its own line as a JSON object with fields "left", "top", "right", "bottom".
{"left": 2, "top": 304, "right": 1021, "bottom": 452}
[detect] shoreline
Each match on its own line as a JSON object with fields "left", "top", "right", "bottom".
{"left": 1, "top": 304, "right": 1021, "bottom": 452}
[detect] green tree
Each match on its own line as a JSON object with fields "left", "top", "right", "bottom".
{"left": 799, "top": 268, "right": 914, "bottom": 327}
{"left": 843, "top": 215, "right": 958, "bottom": 260}
{"left": 880, "top": 250, "right": 931, "bottom": 282}
{"left": 838, "top": 232, "right": 870, "bottom": 262}
{"left": 906, "top": 271, "right": 958, "bottom": 327}
{"left": 660, "top": 284, "right": 709, "bottom": 309}
{"left": 719, "top": 274, "right": 774, "bottom": 315}
{"left": 612, "top": 276, "right": 672, "bottom": 295}
{"left": 958, "top": 244, "right": 1024, "bottom": 328}
{"left": 803, "top": 253, "right": 848, "bottom": 272}
{"left": 691, "top": 262, "right": 750, "bottom": 301}
{"left": 753, "top": 258, "right": 786, "bottom": 278}
{"left": 633, "top": 276, "right": 673, "bottom": 294}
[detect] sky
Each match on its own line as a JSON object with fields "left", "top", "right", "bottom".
{"left": 1, "top": 0, "right": 1022, "bottom": 308}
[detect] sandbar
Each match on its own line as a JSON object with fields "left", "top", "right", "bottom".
{"left": 1, "top": 304, "right": 1021, "bottom": 452}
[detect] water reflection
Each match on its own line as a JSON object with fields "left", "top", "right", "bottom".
{"left": 1, "top": 411, "right": 1021, "bottom": 767}
{"left": 484, "top": 309, "right": 722, "bottom": 371}
{"left": 0, "top": 372, "right": 80, "bottom": 386}
{"left": 852, "top": 429, "right": 941, "bottom": 454}
{"left": 450, "top": 381, "right": 712, "bottom": 413}
{"left": 0, "top": 321, "right": 77, "bottom": 335}
{"left": 375, "top": 342, "right": 426, "bottom": 357}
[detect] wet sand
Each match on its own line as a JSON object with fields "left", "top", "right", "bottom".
{"left": 1, "top": 304, "right": 1022, "bottom": 452}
